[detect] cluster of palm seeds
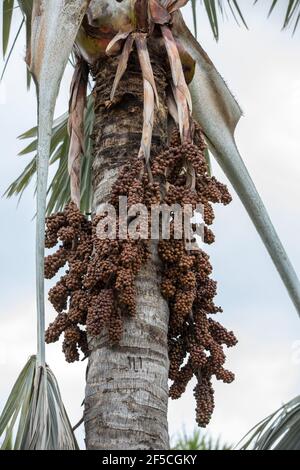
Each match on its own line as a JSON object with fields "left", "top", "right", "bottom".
{"left": 44, "top": 126, "right": 237, "bottom": 425}
{"left": 83, "top": 213, "right": 150, "bottom": 343}
{"left": 44, "top": 202, "right": 92, "bottom": 362}
{"left": 45, "top": 164, "right": 151, "bottom": 355}
{"left": 156, "top": 129, "right": 237, "bottom": 427}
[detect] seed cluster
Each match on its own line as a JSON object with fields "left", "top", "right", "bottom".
{"left": 44, "top": 202, "right": 92, "bottom": 362}
{"left": 151, "top": 129, "right": 237, "bottom": 426}
{"left": 44, "top": 126, "right": 237, "bottom": 426}
{"left": 83, "top": 155, "right": 151, "bottom": 338}
{"left": 45, "top": 181, "right": 151, "bottom": 357}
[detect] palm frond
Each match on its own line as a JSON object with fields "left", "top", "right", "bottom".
{"left": 0, "top": 356, "right": 78, "bottom": 450}
{"left": 2, "top": 0, "right": 15, "bottom": 57}
{"left": 1, "top": 1, "right": 33, "bottom": 86}
{"left": 17, "top": 0, "right": 33, "bottom": 88}
{"left": 238, "top": 395, "right": 300, "bottom": 450}
{"left": 1, "top": 18, "right": 24, "bottom": 82}
{"left": 191, "top": 0, "right": 198, "bottom": 37}
{"left": 4, "top": 94, "right": 94, "bottom": 215}
{"left": 256, "top": 0, "right": 300, "bottom": 33}
{"left": 191, "top": 0, "right": 248, "bottom": 40}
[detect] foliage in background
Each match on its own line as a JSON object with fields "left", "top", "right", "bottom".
{"left": 172, "top": 428, "right": 231, "bottom": 450}
{"left": 3, "top": 95, "right": 94, "bottom": 215}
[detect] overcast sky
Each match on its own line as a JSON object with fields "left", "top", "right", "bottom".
{"left": 0, "top": 2, "right": 300, "bottom": 449}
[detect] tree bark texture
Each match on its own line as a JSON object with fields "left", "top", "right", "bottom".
{"left": 84, "top": 46, "right": 171, "bottom": 450}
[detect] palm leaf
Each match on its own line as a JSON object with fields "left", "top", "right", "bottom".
{"left": 191, "top": 0, "right": 198, "bottom": 37}
{"left": 0, "top": 355, "right": 78, "bottom": 450}
{"left": 4, "top": 95, "right": 94, "bottom": 215}
{"left": 2, "top": 0, "right": 15, "bottom": 57}
{"left": 191, "top": 0, "right": 248, "bottom": 40}
{"left": 1, "top": 1, "right": 33, "bottom": 86}
{"left": 1, "top": 17, "right": 24, "bottom": 82}
{"left": 259, "top": 0, "right": 300, "bottom": 33}
{"left": 17, "top": 0, "right": 33, "bottom": 88}
{"left": 239, "top": 395, "right": 300, "bottom": 450}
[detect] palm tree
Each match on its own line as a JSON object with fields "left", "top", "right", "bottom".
{"left": 1, "top": 0, "right": 300, "bottom": 450}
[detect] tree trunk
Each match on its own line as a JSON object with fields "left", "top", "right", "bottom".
{"left": 84, "top": 48, "right": 171, "bottom": 450}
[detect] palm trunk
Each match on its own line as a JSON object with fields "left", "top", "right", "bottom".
{"left": 84, "top": 47, "right": 171, "bottom": 450}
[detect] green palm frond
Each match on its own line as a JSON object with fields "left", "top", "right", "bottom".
{"left": 17, "top": 0, "right": 33, "bottom": 87}
{"left": 256, "top": 0, "right": 300, "bottom": 33}
{"left": 1, "top": 0, "right": 33, "bottom": 86}
{"left": 0, "top": 355, "right": 78, "bottom": 450}
{"left": 2, "top": 0, "right": 15, "bottom": 57}
{"left": 191, "top": 0, "right": 198, "bottom": 37}
{"left": 1, "top": 0, "right": 25, "bottom": 82}
{"left": 238, "top": 395, "right": 300, "bottom": 450}
{"left": 4, "top": 94, "right": 94, "bottom": 215}
{"left": 191, "top": 0, "right": 248, "bottom": 40}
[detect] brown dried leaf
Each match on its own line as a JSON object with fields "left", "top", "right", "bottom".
{"left": 135, "top": 34, "right": 156, "bottom": 166}
{"left": 110, "top": 34, "right": 134, "bottom": 101}
{"left": 106, "top": 29, "right": 132, "bottom": 56}
{"left": 167, "top": 0, "right": 189, "bottom": 13}
{"left": 171, "top": 82, "right": 191, "bottom": 143}
{"left": 175, "top": 38, "right": 196, "bottom": 85}
{"left": 135, "top": 33, "right": 159, "bottom": 107}
{"left": 167, "top": 88, "right": 179, "bottom": 124}
{"left": 149, "top": 0, "right": 171, "bottom": 24}
{"left": 162, "top": 25, "right": 192, "bottom": 142}
{"left": 140, "top": 80, "right": 155, "bottom": 166}
{"left": 68, "top": 58, "right": 89, "bottom": 208}
{"left": 161, "top": 25, "right": 192, "bottom": 109}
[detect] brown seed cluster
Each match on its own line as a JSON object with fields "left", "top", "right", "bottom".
{"left": 44, "top": 202, "right": 93, "bottom": 362}
{"left": 44, "top": 126, "right": 237, "bottom": 426}
{"left": 77, "top": 154, "right": 155, "bottom": 343}
{"left": 154, "top": 129, "right": 237, "bottom": 426}
{"left": 45, "top": 180, "right": 150, "bottom": 355}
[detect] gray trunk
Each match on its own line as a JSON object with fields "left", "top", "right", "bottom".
{"left": 84, "top": 51, "right": 171, "bottom": 450}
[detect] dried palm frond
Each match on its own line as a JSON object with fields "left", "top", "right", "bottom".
{"left": 161, "top": 25, "right": 192, "bottom": 143}
{"left": 135, "top": 33, "right": 159, "bottom": 169}
{"left": 106, "top": 30, "right": 133, "bottom": 56}
{"left": 68, "top": 56, "right": 89, "bottom": 208}
{"left": 108, "top": 34, "right": 134, "bottom": 101}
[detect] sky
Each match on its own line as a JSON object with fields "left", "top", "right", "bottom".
{"left": 0, "top": 1, "right": 300, "bottom": 449}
